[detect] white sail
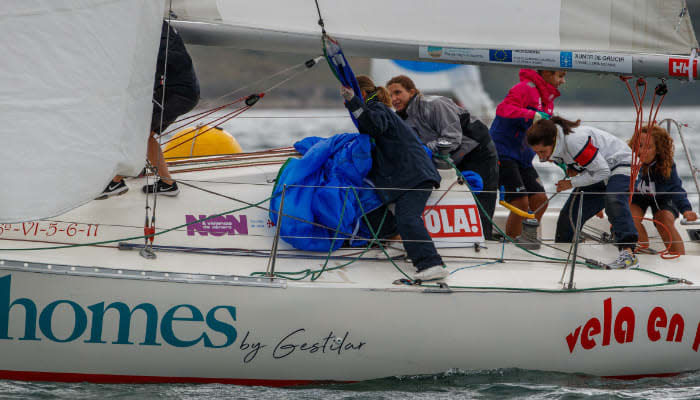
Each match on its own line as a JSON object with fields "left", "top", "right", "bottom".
{"left": 0, "top": 0, "right": 165, "bottom": 223}
{"left": 171, "top": 0, "right": 699, "bottom": 79}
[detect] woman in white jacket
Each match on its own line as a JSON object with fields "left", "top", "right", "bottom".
{"left": 526, "top": 116, "right": 639, "bottom": 269}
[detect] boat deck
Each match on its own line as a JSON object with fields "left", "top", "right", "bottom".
{"left": 1, "top": 158, "right": 699, "bottom": 293}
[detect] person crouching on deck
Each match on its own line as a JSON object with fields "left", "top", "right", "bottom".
{"left": 629, "top": 125, "right": 698, "bottom": 255}
{"left": 386, "top": 75, "right": 499, "bottom": 240}
{"left": 489, "top": 69, "right": 565, "bottom": 239}
{"left": 527, "top": 116, "right": 639, "bottom": 269}
{"left": 341, "top": 76, "right": 448, "bottom": 281}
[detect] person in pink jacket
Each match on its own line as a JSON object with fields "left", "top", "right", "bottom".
{"left": 489, "top": 69, "right": 566, "bottom": 238}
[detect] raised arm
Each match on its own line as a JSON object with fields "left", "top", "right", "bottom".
{"left": 343, "top": 91, "right": 392, "bottom": 138}
{"left": 495, "top": 83, "right": 538, "bottom": 131}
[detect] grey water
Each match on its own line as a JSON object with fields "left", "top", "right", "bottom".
{"left": 3, "top": 106, "right": 700, "bottom": 399}
{"left": 219, "top": 106, "right": 700, "bottom": 208}
{"left": 4, "top": 369, "right": 700, "bottom": 399}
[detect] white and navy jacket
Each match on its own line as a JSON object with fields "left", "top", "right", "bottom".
{"left": 636, "top": 162, "right": 692, "bottom": 213}
{"left": 549, "top": 125, "right": 632, "bottom": 188}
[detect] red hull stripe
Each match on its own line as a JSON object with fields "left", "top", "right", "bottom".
{"left": 573, "top": 137, "right": 598, "bottom": 167}
{"left": 604, "top": 371, "right": 680, "bottom": 380}
{"left": 0, "top": 369, "right": 354, "bottom": 386}
{"left": 0, "top": 369, "right": 686, "bottom": 385}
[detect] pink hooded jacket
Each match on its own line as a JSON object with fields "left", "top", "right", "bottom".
{"left": 489, "top": 69, "right": 561, "bottom": 167}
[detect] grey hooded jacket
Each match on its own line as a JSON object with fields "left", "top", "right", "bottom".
{"left": 402, "top": 94, "right": 480, "bottom": 153}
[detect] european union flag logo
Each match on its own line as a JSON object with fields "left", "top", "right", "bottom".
{"left": 489, "top": 49, "right": 512, "bottom": 62}
{"left": 560, "top": 52, "right": 573, "bottom": 68}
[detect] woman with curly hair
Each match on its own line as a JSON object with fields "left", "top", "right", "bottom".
{"left": 630, "top": 125, "right": 697, "bottom": 255}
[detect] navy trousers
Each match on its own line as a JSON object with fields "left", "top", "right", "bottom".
{"left": 555, "top": 174, "right": 638, "bottom": 250}
{"left": 394, "top": 184, "right": 444, "bottom": 271}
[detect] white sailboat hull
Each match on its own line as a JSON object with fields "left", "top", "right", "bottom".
{"left": 2, "top": 156, "right": 700, "bottom": 384}
{"left": 1, "top": 265, "right": 699, "bottom": 383}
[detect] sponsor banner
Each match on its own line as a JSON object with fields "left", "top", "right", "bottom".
{"left": 0, "top": 274, "right": 367, "bottom": 364}
{"left": 185, "top": 210, "right": 278, "bottom": 237}
{"left": 569, "top": 52, "right": 631, "bottom": 73}
{"left": 489, "top": 49, "right": 512, "bottom": 62}
{"left": 422, "top": 198, "right": 484, "bottom": 246}
{"left": 420, "top": 46, "right": 632, "bottom": 73}
{"left": 186, "top": 214, "right": 249, "bottom": 236}
{"left": 668, "top": 58, "right": 698, "bottom": 78}
{"left": 566, "top": 297, "right": 700, "bottom": 355}
{"left": 419, "top": 46, "right": 489, "bottom": 63}
{"left": 512, "top": 50, "right": 560, "bottom": 68}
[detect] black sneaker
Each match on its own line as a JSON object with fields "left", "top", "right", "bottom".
{"left": 142, "top": 180, "right": 179, "bottom": 196}
{"left": 96, "top": 180, "right": 128, "bottom": 200}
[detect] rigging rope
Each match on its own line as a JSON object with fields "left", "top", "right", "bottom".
{"left": 173, "top": 56, "right": 323, "bottom": 121}
{"left": 250, "top": 174, "right": 684, "bottom": 290}
{"left": 156, "top": 56, "right": 322, "bottom": 157}
{"left": 619, "top": 75, "right": 675, "bottom": 259}
{"left": 143, "top": 0, "right": 176, "bottom": 254}
{"left": 162, "top": 101, "right": 256, "bottom": 155}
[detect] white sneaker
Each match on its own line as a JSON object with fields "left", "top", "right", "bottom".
{"left": 608, "top": 250, "right": 639, "bottom": 269}
{"left": 413, "top": 265, "right": 449, "bottom": 281}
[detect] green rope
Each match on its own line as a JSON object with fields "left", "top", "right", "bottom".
{"left": 350, "top": 186, "right": 413, "bottom": 280}
{"left": 311, "top": 188, "right": 350, "bottom": 281}
{"left": 445, "top": 280, "right": 680, "bottom": 293}
{"left": 255, "top": 173, "right": 684, "bottom": 291}
{"left": 252, "top": 189, "right": 398, "bottom": 281}
{"left": 256, "top": 156, "right": 685, "bottom": 291}
{"left": 433, "top": 154, "right": 595, "bottom": 265}
{"left": 428, "top": 154, "right": 684, "bottom": 288}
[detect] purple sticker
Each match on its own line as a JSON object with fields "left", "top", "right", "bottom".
{"left": 186, "top": 215, "right": 248, "bottom": 236}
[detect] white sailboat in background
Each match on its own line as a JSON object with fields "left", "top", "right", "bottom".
{"left": 0, "top": 0, "right": 700, "bottom": 385}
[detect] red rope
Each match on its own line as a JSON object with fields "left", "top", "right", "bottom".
{"left": 162, "top": 105, "right": 252, "bottom": 155}
{"left": 633, "top": 216, "right": 681, "bottom": 259}
{"left": 160, "top": 96, "right": 248, "bottom": 137}
{"left": 620, "top": 76, "right": 676, "bottom": 259}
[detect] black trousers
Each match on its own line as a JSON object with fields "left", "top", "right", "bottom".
{"left": 458, "top": 141, "right": 499, "bottom": 240}
{"left": 151, "top": 87, "right": 199, "bottom": 134}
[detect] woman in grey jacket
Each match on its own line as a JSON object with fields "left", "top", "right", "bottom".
{"left": 387, "top": 75, "right": 499, "bottom": 240}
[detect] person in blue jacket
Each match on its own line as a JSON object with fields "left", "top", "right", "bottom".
{"left": 630, "top": 125, "right": 697, "bottom": 255}
{"left": 342, "top": 75, "right": 447, "bottom": 281}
